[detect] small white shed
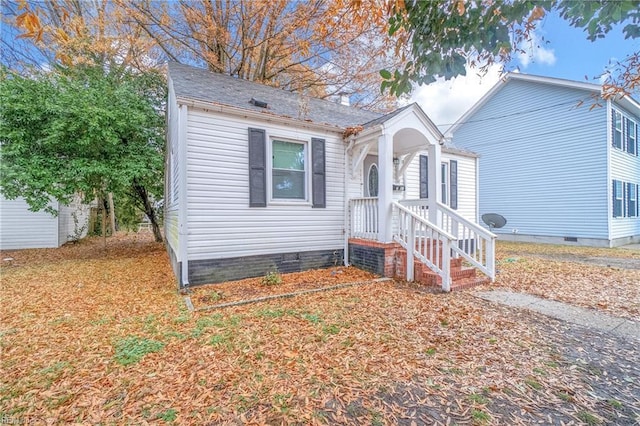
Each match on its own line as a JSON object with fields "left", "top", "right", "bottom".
{"left": 0, "top": 196, "right": 91, "bottom": 250}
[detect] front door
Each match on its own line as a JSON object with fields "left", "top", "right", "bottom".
{"left": 363, "top": 154, "right": 379, "bottom": 197}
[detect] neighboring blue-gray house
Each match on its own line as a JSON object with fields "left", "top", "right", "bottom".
{"left": 447, "top": 73, "right": 640, "bottom": 247}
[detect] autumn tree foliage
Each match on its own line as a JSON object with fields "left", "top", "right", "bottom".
{"left": 5, "top": 0, "right": 402, "bottom": 110}
{"left": 382, "top": 0, "right": 640, "bottom": 98}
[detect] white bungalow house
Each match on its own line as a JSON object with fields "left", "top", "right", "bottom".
{"left": 447, "top": 73, "right": 640, "bottom": 247}
{"left": 0, "top": 195, "right": 91, "bottom": 250}
{"left": 165, "top": 63, "right": 495, "bottom": 291}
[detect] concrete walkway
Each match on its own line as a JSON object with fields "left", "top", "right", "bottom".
{"left": 476, "top": 290, "right": 640, "bottom": 340}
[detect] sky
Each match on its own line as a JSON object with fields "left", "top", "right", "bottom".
{"left": 412, "top": 10, "right": 640, "bottom": 132}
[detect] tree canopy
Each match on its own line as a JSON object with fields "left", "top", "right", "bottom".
{"left": 0, "top": 66, "right": 166, "bottom": 241}
{"left": 382, "top": 0, "right": 640, "bottom": 98}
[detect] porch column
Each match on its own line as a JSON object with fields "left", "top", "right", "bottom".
{"left": 377, "top": 133, "right": 393, "bottom": 242}
{"left": 427, "top": 143, "right": 441, "bottom": 224}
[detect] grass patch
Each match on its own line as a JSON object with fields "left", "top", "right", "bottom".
{"left": 322, "top": 324, "right": 341, "bottom": 335}
{"left": 524, "top": 378, "right": 542, "bottom": 391}
{"left": 261, "top": 270, "right": 282, "bottom": 286}
{"left": 208, "top": 332, "right": 233, "bottom": 350}
{"left": 424, "top": 348, "right": 437, "bottom": 356}
{"left": 471, "top": 408, "right": 490, "bottom": 423}
{"left": 156, "top": 408, "right": 177, "bottom": 422}
{"left": 113, "top": 336, "right": 165, "bottom": 366}
{"left": 607, "top": 399, "right": 623, "bottom": 409}
{"left": 576, "top": 411, "right": 600, "bottom": 425}
{"left": 301, "top": 312, "right": 322, "bottom": 324}
{"left": 468, "top": 393, "right": 489, "bottom": 405}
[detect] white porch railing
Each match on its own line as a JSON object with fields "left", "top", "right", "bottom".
{"left": 349, "top": 197, "right": 379, "bottom": 240}
{"left": 393, "top": 202, "right": 455, "bottom": 291}
{"left": 399, "top": 199, "right": 497, "bottom": 281}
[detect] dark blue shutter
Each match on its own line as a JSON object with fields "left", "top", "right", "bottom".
{"left": 248, "top": 128, "right": 266, "bottom": 207}
{"left": 311, "top": 138, "right": 326, "bottom": 208}
{"left": 419, "top": 155, "right": 428, "bottom": 199}
{"left": 450, "top": 160, "right": 458, "bottom": 210}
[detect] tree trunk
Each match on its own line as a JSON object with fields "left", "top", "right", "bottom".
{"left": 133, "top": 181, "right": 163, "bottom": 242}
{"left": 101, "top": 200, "right": 107, "bottom": 247}
{"left": 108, "top": 192, "right": 116, "bottom": 235}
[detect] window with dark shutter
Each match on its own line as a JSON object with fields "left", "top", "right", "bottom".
{"left": 419, "top": 155, "right": 428, "bottom": 199}
{"left": 450, "top": 160, "right": 458, "bottom": 210}
{"left": 311, "top": 138, "right": 326, "bottom": 208}
{"left": 248, "top": 128, "right": 267, "bottom": 207}
{"left": 613, "top": 180, "right": 623, "bottom": 217}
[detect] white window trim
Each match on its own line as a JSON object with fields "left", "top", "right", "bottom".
{"left": 268, "top": 136, "right": 311, "bottom": 205}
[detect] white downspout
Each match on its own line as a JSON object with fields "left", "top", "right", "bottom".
{"left": 343, "top": 137, "right": 355, "bottom": 266}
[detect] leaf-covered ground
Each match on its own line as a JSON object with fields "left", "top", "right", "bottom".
{"left": 1, "top": 234, "right": 638, "bottom": 424}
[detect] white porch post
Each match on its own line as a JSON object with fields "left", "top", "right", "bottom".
{"left": 377, "top": 133, "right": 393, "bottom": 242}
{"left": 427, "top": 143, "right": 441, "bottom": 225}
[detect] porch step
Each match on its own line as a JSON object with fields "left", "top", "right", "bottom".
{"left": 413, "top": 258, "right": 489, "bottom": 292}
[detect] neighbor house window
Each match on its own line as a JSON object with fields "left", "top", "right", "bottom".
{"left": 626, "top": 118, "right": 637, "bottom": 156}
{"left": 272, "top": 140, "right": 306, "bottom": 200}
{"left": 628, "top": 183, "right": 638, "bottom": 218}
{"left": 441, "top": 162, "right": 448, "bottom": 204}
{"left": 613, "top": 110, "right": 623, "bottom": 150}
{"left": 613, "top": 180, "right": 624, "bottom": 217}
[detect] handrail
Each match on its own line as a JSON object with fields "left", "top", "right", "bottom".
{"left": 436, "top": 202, "right": 497, "bottom": 239}
{"left": 392, "top": 201, "right": 454, "bottom": 291}
{"left": 436, "top": 201, "right": 497, "bottom": 281}
{"left": 398, "top": 199, "right": 497, "bottom": 281}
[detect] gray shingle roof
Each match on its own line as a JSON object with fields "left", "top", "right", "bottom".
{"left": 168, "top": 62, "right": 382, "bottom": 129}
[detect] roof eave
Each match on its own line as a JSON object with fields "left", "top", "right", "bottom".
{"left": 176, "top": 95, "right": 346, "bottom": 133}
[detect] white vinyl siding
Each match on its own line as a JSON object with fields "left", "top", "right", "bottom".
{"left": 0, "top": 197, "right": 59, "bottom": 249}
{"left": 404, "top": 151, "right": 477, "bottom": 223}
{"left": 185, "top": 108, "right": 345, "bottom": 260}
{"left": 453, "top": 79, "right": 610, "bottom": 240}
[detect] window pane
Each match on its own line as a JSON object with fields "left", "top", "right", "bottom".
{"left": 368, "top": 164, "right": 379, "bottom": 197}
{"left": 273, "top": 169, "right": 305, "bottom": 199}
{"left": 273, "top": 141, "right": 304, "bottom": 170}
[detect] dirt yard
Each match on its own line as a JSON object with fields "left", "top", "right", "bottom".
{"left": 1, "top": 234, "right": 638, "bottom": 424}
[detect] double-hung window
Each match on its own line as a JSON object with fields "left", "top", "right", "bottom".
{"left": 272, "top": 140, "right": 306, "bottom": 200}
{"left": 613, "top": 180, "right": 624, "bottom": 218}
{"left": 613, "top": 110, "right": 623, "bottom": 150}
{"left": 626, "top": 118, "right": 637, "bottom": 155}
{"left": 628, "top": 183, "right": 638, "bottom": 218}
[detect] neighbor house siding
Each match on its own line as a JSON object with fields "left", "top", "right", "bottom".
{"left": 404, "top": 151, "right": 477, "bottom": 223}
{"left": 609, "top": 101, "right": 640, "bottom": 241}
{"left": 185, "top": 107, "right": 346, "bottom": 260}
{"left": 453, "top": 79, "right": 609, "bottom": 240}
{"left": 0, "top": 196, "right": 59, "bottom": 249}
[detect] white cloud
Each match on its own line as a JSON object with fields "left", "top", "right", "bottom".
{"left": 517, "top": 31, "right": 556, "bottom": 69}
{"left": 408, "top": 64, "right": 503, "bottom": 132}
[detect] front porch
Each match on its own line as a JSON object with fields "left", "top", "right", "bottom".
{"left": 343, "top": 103, "right": 495, "bottom": 291}
{"left": 347, "top": 198, "right": 496, "bottom": 291}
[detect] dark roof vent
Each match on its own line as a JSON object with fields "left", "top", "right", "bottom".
{"left": 250, "top": 98, "right": 268, "bottom": 108}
